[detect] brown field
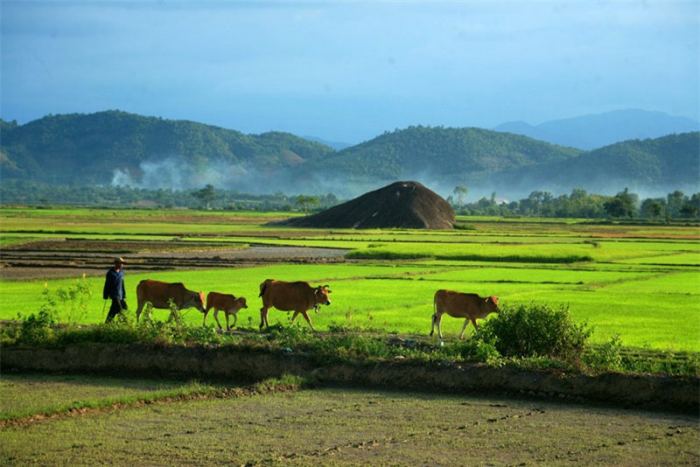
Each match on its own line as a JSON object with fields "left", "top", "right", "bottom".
{"left": 1, "top": 239, "right": 346, "bottom": 280}
{"left": 1, "top": 376, "right": 698, "bottom": 466}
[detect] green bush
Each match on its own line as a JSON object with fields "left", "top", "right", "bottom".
{"left": 476, "top": 304, "right": 591, "bottom": 361}
{"left": 583, "top": 335, "right": 623, "bottom": 371}
{"left": 17, "top": 309, "right": 56, "bottom": 345}
{"left": 444, "top": 339, "right": 501, "bottom": 364}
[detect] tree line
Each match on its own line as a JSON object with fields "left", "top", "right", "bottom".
{"left": 448, "top": 186, "right": 700, "bottom": 219}
{"left": 0, "top": 181, "right": 338, "bottom": 212}
{"left": 2, "top": 180, "right": 699, "bottom": 220}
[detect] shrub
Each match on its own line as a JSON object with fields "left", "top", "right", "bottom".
{"left": 55, "top": 275, "right": 93, "bottom": 323}
{"left": 583, "top": 335, "right": 623, "bottom": 371}
{"left": 477, "top": 304, "right": 591, "bottom": 361}
{"left": 17, "top": 309, "right": 56, "bottom": 345}
{"left": 444, "top": 339, "right": 501, "bottom": 364}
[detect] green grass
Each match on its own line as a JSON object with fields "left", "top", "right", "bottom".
{"left": 1, "top": 262, "right": 698, "bottom": 350}
{"left": 0, "top": 374, "right": 219, "bottom": 421}
{"left": 1, "top": 207, "right": 698, "bottom": 351}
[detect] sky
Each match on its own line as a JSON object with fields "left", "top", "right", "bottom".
{"left": 1, "top": 0, "right": 698, "bottom": 143}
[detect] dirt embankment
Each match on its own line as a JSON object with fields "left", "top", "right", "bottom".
{"left": 3, "top": 343, "right": 697, "bottom": 413}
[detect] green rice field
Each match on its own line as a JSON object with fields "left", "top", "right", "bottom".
{"left": 1, "top": 207, "right": 698, "bottom": 351}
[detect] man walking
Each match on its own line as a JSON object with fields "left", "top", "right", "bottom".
{"left": 103, "top": 257, "right": 127, "bottom": 323}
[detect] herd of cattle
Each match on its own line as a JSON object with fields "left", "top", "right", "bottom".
{"left": 134, "top": 278, "right": 500, "bottom": 339}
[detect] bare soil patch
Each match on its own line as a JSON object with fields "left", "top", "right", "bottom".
{"left": 0, "top": 239, "right": 347, "bottom": 280}
{"left": 1, "top": 387, "right": 697, "bottom": 465}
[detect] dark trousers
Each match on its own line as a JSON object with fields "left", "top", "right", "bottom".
{"left": 106, "top": 299, "right": 127, "bottom": 323}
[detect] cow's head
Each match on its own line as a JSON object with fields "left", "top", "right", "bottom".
{"left": 484, "top": 295, "right": 500, "bottom": 313}
{"left": 235, "top": 297, "right": 248, "bottom": 310}
{"left": 314, "top": 284, "right": 332, "bottom": 307}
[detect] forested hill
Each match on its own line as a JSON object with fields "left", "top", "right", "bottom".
{"left": 499, "top": 132, "right": 700, "bottom": 193}
{"left": 321, "top": 125, "right": 581, "bottom": 182}
{"left": 0, "top": 111, "right": 334, "bottom": 185}
{"left": 0, "top": 111, "right": 697, "bottom": 196}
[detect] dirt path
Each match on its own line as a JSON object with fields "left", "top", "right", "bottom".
{"left": 1, "top": 387, "right": 697, "bottom": 465}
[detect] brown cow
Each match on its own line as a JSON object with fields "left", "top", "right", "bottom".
{"left": 430, "top": 289, "right": 500, "bottom": 340}
{"left": 204, "top": 292, "right": 248, "bottom": 331}
{"left": 258, "top": 279, "right": 331, "bottom": 331}
{"left": 135, "top": 279, "right": 205, "bottom": 321}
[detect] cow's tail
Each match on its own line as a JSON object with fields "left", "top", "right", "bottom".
{"left": 259, "top": 279, "right": 272, "bottom": 297}
{"left": 429, "top": 293, "right": 438, "bottom": 336}
{"left": 432, "top": 293, "right": 437, "bottom": 320}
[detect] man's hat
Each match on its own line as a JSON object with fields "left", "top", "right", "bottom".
{"left": 113, "top": 257, "right": 126, "bottom": 264}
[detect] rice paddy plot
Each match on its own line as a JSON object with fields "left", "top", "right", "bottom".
{"left": 0, "top": 207, "right": 698, "bottom": 351}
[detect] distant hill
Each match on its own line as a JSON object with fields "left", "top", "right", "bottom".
{"left": 497, "top": 132, "right": 700, "bottom": 194}
{"left": 320, "top": 125, "right": 580, "bottom": 184}
{"left": 0, "top": 111, "right": 334, "bottom": 187}
{"left": 495, "top": 109, "right": 700, "bottom": 150}
{"left": 1, "top": 111, "right": 697, "bottom": 197}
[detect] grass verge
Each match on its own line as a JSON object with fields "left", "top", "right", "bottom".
{"left": 0, "top": 374, "right": 305, "bottom": 427}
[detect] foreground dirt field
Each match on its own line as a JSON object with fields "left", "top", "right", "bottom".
{"left": 1, "top": 381, "right": 697, "bottom": 465}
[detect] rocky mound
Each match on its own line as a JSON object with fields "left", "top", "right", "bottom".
{"left": 281, "top": 181, "right": 455, "bottom": 229}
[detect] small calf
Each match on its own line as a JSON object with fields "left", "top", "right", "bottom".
{"left": 430, "top": 289, "right": 500, "bottom": 340}
{"left": 204, "top": 292, "right": 248, "bottom": 331}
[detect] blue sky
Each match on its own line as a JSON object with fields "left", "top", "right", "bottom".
{"left": 1, "top": 0, "right": 698, "bottom": 142}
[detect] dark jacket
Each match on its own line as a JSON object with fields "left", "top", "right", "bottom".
{"left": 103, "top": 268, "right": 126, "bottom": 301}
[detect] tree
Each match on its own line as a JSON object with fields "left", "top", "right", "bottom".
{"left": 295, "top": 195, "right": 319, "bottom": 213}
{"left": 193, "top": 184, "right": 216, "bottom": 209}
{"left": 640, "top": 198, "right": 664, "bottom": 219}
{"left": 667, "top": 190, "right": 687, "bottom": 218}
{"left": 604, "top": 188, "right": 638, "bottom": 218}
{"left": 452, "top": 185, "right": 468, "bottom": 206}
{"left": 680, "top": 201, "right": 699, "bottom": 218}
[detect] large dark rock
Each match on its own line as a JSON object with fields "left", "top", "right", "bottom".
{"left": 281, "top": 181, "right": 455, "bottom": 229}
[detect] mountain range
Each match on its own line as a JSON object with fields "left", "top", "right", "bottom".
{"left": 1, "top": 110, "right": 698, "bottom": 198}
{"left": 494, "top": 109, "right": 699, "bottom": 150}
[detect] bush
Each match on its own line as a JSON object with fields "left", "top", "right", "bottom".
{"left": 444, "top": 339, "right": 501, "bottom": 364}
{"left": 583, "top": 335, "right": 623, "bottom": 371}
{"left": 17, "top": 310, "right": 56, "bottom": 345}
{"left": 476, "top": 304, "right": 591, "bottom": 361}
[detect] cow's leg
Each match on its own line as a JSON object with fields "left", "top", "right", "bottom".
{"left": 300, "top": 310, "right": 315, "bottom": 331}
{"left": 213, "top": 309, "right": 223, "bottom": 330}
{"left": 430, "top": 312, "right": 438, "bottom": 336}
{"left": 136, "top": 301, "right": 144, "bottom": 322}
{"left": 260, "top": 307, "right": 269, "bottom": 330}
{"left": 167, "top": 308, "right": 180, "bottom": 323}
{"left": 225, "top": 312, "right": 231, "bottom": 332}
{"left": 458, "top": 318, "right": 470, "bottom": 340}
{"left": 231, "top": 311, "right": 238, "bottom": 329}
{"left": 291, "top": 310, "right": 300, "bottom": 323}
{"left": 436, "top": 313, "right": 444, "bottom": 340}
{"left": 470, "top": 317, "right": 479, "bottom": 332}
{"left": 203, "top": 307, "right": 210, "bottom": 327}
